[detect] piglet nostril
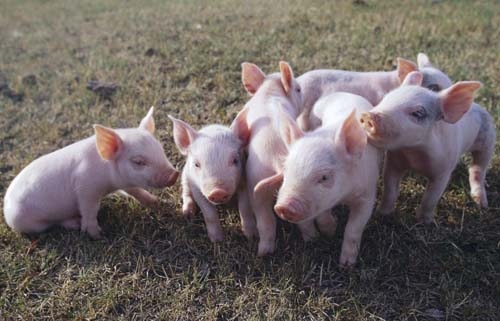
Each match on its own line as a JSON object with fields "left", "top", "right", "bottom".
{"left": 168, "top": 170, "right": 180, "bottom": 186}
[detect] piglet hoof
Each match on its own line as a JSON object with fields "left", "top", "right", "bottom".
{"left": 257, "top": 241, "right": 276, "bottom": 257}
{"left": 471, "top": 193, "right": 488, "bottom": 209}
{"left": 416, "top": 210, "right": 435, "bottom": 225}
{"left": 85, "top": 225, "right": 103, "bottom": 239}
{"left": 208, "top": 230, "right": 225, "bottom": 243}
{"left": 182, "top": 201, "right": 198, "bottom": 218}
{"left": 242, "top": 225, "right": 259, "bottom": 240}
{"left": 339, "top": 253, "right": 357, "bottom": 269}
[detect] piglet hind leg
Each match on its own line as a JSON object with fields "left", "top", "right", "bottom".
{"left": 339, "top": 197, "right": 375, "bottom": 268}
{"left": 468, "top": 149, "right": 493, "bottom": 208}
{"left": 415, "top": 171, "right": 452, "bottom": 224}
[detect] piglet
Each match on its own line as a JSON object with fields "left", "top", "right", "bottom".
{"left": 360, "top": 71, "right": 495, "bottom": 223}
{"left": 169, "top": 108, "right": 254, "bottom": 242}
{"left": 256, "top": 92, "right": 382, "bottom": 267}
{"left": 242, "top": 61, "right": 337, "bottom": 256}
{"left": 3, "top": 107, "right": 179, "bottom": 238}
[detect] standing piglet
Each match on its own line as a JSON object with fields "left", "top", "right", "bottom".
{"left": 3, "top": 107, "right": 179, "bottom": 238}
{"left": 242, "top": 61, "right": 337, "bottom": 256}
{"left": 360, "top": 72, "right": 495, "bottom": 223}
{"left": 297, "top": 57, "right": 418, "bottom": 130}
{"left": 256, "top": 93, "right": 381, "bottom": 267}
{"left": 169, "top": 108, "right": 254, "bottom": 242}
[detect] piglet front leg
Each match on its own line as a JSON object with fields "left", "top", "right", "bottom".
{"left": 339, "top": 196, "right": 375, "bottom": 268}
{"left": 79, "top": 198, "right": 102, "bottom": 239}
{"left": 378, "top": 153, "right": 406, "bottom": 215}
{"left": 191, "top": 185, "right": 224, "bottom": 242}
{"left": 416, "top": 171, "right": 452, "bottom": 224}
{"left": 181, "top": 169, "right": 198, "bottom": 218}
{"left": 122, "top": 187, "right": 158, "bottom": 207}
{"left": 237, "top": 186, "right": 258, "bottom": 239}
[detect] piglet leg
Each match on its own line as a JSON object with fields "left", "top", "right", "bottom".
{"left": 416, "top": 172, "right": 452, "bottom": 224}
{"left": 122, "top": 187, "right": 158, "bottom": 207}
{"left": 191, "top": 185, "right": 224, "bottom": 242}
{"left": 339, "top": 197, "right": 375, "bottom": 268}
{"left": 237, "top": 186, "right": 258, "bottom": 239}
{"left": 379, "top": 153, "right": 405, "bottom": 215}
{"left": 79, "top": 199, "right": 102, "bottom": 239}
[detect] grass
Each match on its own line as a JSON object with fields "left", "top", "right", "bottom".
{"left": 1, "top": 0, "right": 499, "bottom": 320}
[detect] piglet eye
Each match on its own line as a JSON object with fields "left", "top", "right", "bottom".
{"left": 194, "top": 160, "right": 201, "bottom": 168}
{"left": 232, "top": 157, "right": 239, "bottom": 166}
{"left": 427, "top": 84, "right": 440, "bottom": 92}
{"left": 318, "top": 175, "right": 330, "bottom": 184}
{"left": 131, "top": 156, "right": 147, "bottom": 166}
{"left": 296, "top": 87, "right": 301, "bottom": 93}
{"left": 411, "top": 107, "right": 427, "bottom": 121}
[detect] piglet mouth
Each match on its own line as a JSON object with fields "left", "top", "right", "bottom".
{"left": 360, "top": 112, "right": 389, "bottom": 145}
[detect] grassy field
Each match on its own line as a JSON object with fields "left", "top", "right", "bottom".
{"left": 1, "top": 0, "right": 499, "bottom": 320}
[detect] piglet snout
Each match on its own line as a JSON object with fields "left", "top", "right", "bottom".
{"left": 153, "top": 169, "right": 179, "bottom": 188}
{"left": 274, "top": 198, "right": 305, "bottom": 223}
{"left": 207, "top": 188, "right": 231, "bottom": 204}
{"left": 360, "top": 112, "right": 378, "bottom": 135}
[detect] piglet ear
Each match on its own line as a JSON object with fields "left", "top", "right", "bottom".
{"left": 417, "top": 53, "right": 432, "bottom": 69}
{"left": 279, "top": 109, "right": 304, "bottom": 148}
{"left": 401, "top": 71, "right": 423, "bottom": 86}
{"left": 94, "top": 125, "right": 123, "bottom": 161}
{"left": 279, "top": 61, "right": 294, "bottom": 94}
{"left": 139, "top": 106, "right": 155, "bottom": 134}
{"left": 335, "top": 109, "right": 367, "bottom": 160}
{"left": 241, "top": 62, "right": 266, "bottom": 95}
{"left": 168, "top": 115, "right": 198, "bottom": 155}
{"left": 254, "top": 173, "right": 284, "bottom": 196}
{"left": 230, "top": 106, "right": 251, "bottom": 146}
{"left": 397, "top": 57, "right": 418, "bottom": 84}
{"left": 439, "top": 81, "right": 482, "bottom": 124}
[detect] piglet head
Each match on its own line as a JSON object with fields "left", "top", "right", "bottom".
{"left": 170, "top": 108, "right": 250, "bottom": 205}
{"left": 361, "top": 72, "right": 482, "bottom": 149}
{"left": 94, "top": 107, "right": 179, "bottom": 189}
{"left": 268, "top": 109, "right": 366, "bottom": 223}
{"left": 417, "top": 53, "right": 453, "bottom": 92}
{"left": 241, "top": 61, "right": 303, "bottom": 118}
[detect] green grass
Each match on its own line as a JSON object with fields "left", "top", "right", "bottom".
{"left": 1, "top": 0, "right": 499, "bottom": 320}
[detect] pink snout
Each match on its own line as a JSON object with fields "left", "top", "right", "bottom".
{"left": 274, "top": 198, "right": 306, "bottom": 223}
{"left": 154, "top": 169, "right": 179, "bottom": 188}
{"left": 207, "top": 188, "right": 231, "bottom": 204}
{"left": 359, "top": 112, "right": 380, "bottom": 136}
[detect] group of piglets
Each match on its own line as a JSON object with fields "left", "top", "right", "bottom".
{"left": 3, "top": 53, "right": 495, "bottom": 267}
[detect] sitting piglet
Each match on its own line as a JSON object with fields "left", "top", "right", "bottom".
{"left": 255, "top": 93, "right": 382, "bottom": 267}
{"left": 3, "top": 107, "right": 179, "bottom": 238}
{"left": 360, "top": 72, "right": 495, "bottom": 223}
{"left": 169, "top": 108, "right": 254, "bottom": 242}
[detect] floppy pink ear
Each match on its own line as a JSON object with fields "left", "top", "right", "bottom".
{"left": 279, "top": 110, "right": 304, "bottom": 148}
{"left": 168, "top": 115, "right": 198, "bottom": 155}
{"left": 230, "top": 107, "right": 251, "bottom": 146}
{"left": 279, "top": 61, "right": 294, "bottom": 94}
{"left": 254, "top": 173, "right": 284, "bottom": 196}
{"left": 335, "top": 109, "right": 367, "bottom": 160}
{"left": 401, "top": 71, "right": 423, "bottom": 86}
{"left": 439, "top": 81, "right": 482, "bottom": 124}
{"left": 139, "top": 106, "right": 155, "bottom": 134}
{"left": 397, "top": 57, "right": 418, "bottom": 84}
{"left": 241, "top": 62, "right": 266, "bottom": 95}
{"left": 94, "top": 125, "right": 123, "bottom": 160}
{"left": 417, "top": 53, "right": 432, "bottom": 69}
